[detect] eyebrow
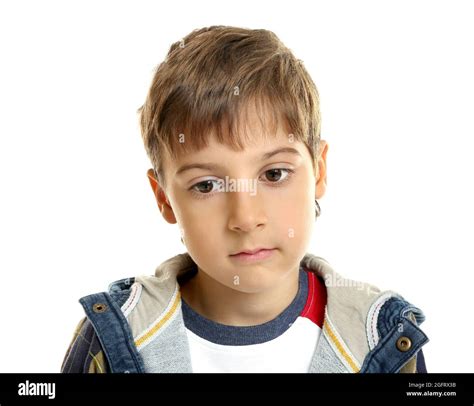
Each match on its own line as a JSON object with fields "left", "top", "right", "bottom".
{"left": 175, "top": 147, "right": 302, "bottom": 177}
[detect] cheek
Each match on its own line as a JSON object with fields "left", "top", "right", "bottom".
{"left": 178, "top": 205, "right": 222, "bottom": 259}
{"left": 272, "top": 201, "right": 314, "bottom": 247}
{"left": 269, "top": 171, "right": 315, "bottom": 220}
{"left": 183, "top": 221, "right": 225, "bottom": 279}
{"left": 270, "top": 174, "right": 315, "bottom": 236}
{"left": 182, "top": 214, "right": 216, "bottom": 243}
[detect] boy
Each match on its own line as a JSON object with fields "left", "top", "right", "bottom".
{"left": 61, "top": 26, "right": 428, "bottom": 373}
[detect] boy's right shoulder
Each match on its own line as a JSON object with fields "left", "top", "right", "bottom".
{"left": 60, "top": 253, "right": 194, "bottom": 374}
{"left": 61, "top": 277, "right": 138, "bottom": 374}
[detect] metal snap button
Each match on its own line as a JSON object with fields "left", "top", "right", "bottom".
{"left": 92, "top": 303, "right": 108, "bottom": 313}
{"left": 396, "top": 336, "right": 412, "bottom": 352}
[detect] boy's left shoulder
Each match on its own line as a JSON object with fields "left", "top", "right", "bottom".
{"left": 302, "top": 253, "right": 429, "bottom": 373}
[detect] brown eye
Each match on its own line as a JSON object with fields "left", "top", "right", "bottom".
{"left": 265, "top": 169, "right": 284, "bottom": 182}
{"left": 260, "top": 168, "right": 294, "bottom": 186}
{"left": 194, "top": 180, "right": 215, "bottom": 193}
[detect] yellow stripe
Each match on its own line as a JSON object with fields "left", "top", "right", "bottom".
{"left": 134, "top": 291, "right": 181, "bottom": 348}
{"left": 88, "top": 350, "right": 105, "bottom": 373}
{"left": 324, "top": 320, "right": 360, "bottom": 373}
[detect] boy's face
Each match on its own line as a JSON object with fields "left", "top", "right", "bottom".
{"left": 147, "top": 109, "right": 328, "bottom": 294}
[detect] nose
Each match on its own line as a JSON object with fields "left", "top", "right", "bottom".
{"left": 227, "top": 190, "right": 267, "bottom": 233}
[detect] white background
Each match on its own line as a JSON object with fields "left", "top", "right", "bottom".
{"left": 0, "top": 0, "right": 473, "bottom": 372}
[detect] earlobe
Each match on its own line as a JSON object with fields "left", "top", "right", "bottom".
{"left": 316, "top": 182, "right": 326, "bottom": 200}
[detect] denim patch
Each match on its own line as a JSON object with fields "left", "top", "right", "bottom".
{"left": 360, "top": 297, "right": 429, "bottom": 373}
{"left": 79, "top": 292, "right": 146, "bottom": 373}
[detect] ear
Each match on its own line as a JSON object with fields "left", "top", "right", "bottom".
{"left": 315, "top": 140, "right": 328, "bottom": 199}
{"left": 146, "top": 169, "right": 177, "bottom": 224}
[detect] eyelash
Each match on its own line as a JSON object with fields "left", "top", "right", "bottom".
{"left": 188, "top": 168, "right": 296, "bottom": 200}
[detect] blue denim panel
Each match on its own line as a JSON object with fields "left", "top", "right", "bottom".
{"left": 108, "top": 277, "right": 135, "bottom": 294}
{"left": 79, "top": 292, "right": 145, "bottom": 373}
{"left": 108, "top": 277, "right": 136, "bottom": 308}
{"left": 377, "top": 297, "right": 426, "bottom": 339}
{"left": 360, "top": 317, "right": 429, "bottom": 373}
{"left": 108, "top": 290, "right": 131, "bottom": 309}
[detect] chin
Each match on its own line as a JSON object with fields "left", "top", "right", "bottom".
{"left": 224, "top": 267, "right": 279, "bottom": 293}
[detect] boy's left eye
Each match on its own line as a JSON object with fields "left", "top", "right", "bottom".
{"left": 262, "top": 168, "right": 291, "bottom": 183}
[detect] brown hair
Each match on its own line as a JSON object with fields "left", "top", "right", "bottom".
{"left": 138, "top": 25, "right": 321, "bottom": 188}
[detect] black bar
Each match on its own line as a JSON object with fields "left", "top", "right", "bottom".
{"left": 0, "top": 373, "right": 472, "bottom": 404}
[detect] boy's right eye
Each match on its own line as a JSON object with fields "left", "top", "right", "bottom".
{"left": 190, "top": 179, "right": 219, "bottom": 194}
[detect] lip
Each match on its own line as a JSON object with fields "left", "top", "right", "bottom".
{"left": 229, "top": 248, "right": 276, "bottom": 263}
{"left": 231, "top": 247, "right": 273, "bottom": 255}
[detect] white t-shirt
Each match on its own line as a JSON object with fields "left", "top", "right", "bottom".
{"left": 181, "top": 268, "right": 327, "bottom": 373}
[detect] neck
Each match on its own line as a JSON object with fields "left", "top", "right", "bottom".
{"left": 179, "top": 266, "right": 300, "bottom": 326}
